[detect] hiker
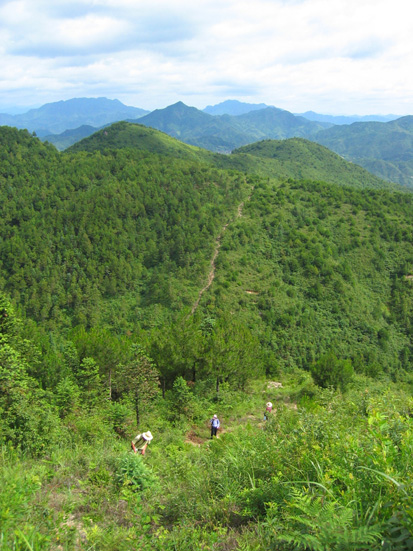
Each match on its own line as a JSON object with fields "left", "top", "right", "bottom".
{"left": 210, "top": 414, "right": 220, "bottom": 438}
{"left": 264, "top": 402, "right": 273, "bottom": 421}
{"left": 131, "top": 431, "right": 153, "bottom": 455}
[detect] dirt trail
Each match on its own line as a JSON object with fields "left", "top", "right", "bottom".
{"left": 190, "top": 192, "right": 251, "bottom": 315}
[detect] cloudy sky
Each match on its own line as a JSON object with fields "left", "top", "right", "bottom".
{"left": 0, "top": 0, "right": 412, "bottom": 115}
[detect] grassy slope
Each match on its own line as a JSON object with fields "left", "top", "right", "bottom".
{"left": 2, "top": 374, "right": 412, "bottom": 550}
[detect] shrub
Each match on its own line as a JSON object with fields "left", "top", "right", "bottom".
{"left": 310, "top": 351, "right": 354, "bottom": 391}
{"left": 114, "top": 452, "right": 158, "bottom": 492}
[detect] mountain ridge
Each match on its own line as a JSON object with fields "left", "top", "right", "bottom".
{"left": 0, "top": 97, "right": 149, "bottom": 134}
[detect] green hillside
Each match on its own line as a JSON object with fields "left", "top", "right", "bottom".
{"left": 69, "top": 123, "right": 393, "bottom": 191}
{"left": 204, "top": 177, "right": 413, "bottom": 375}
{"left": 0, "top": 126, "right": 247, "bottom": 336}
{"left": 67, "top": 120, "right": 215, "bottom": 163}
{"left": 314, "top": 116, "right": 413, "bottom": 188}
{"left": 229, "top": 138, "right": 394, "bottom": 189}
{"left": 43, "top": 124, "right": 103, "bottom": 150}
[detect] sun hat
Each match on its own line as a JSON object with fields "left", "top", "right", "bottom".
{"left": 142, "top": 431, "right": 153, "bottom": 441}
{"left": 213, "top": 414, "right": 217, "bottom": 418}
{"left": 266, "top": 402, "right": 273, "bottom": 408}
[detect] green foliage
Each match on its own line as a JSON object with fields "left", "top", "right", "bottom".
{"left": 169, "top": 376, "right": 195, "bottom": 419}
{"left": 315, "top": 116, "right": 413, "bottom": 188}
{"left": 114, "top": 452, "right": 158, "bottom": 492}
{"left": 54, "top": 376, "right": 80, "bottom": 417}
{"left": 231, "top": 138, "right": 391, "bottom": 189}
{"left": 268, "top": 488, "right": 382, "bottom": 550}
{"left": 0, "top": 127, "right": 247, "bottom": 331}
{"left": 310, "top": 351, "right": 354, "bottom": 390}
{"left": 107, "top": 401, "right": 132, "bottom": 437}
{"left": 1, "top": 110, "right": 413, "bottom": 550}
{"left": 114, "top": 345, "right": 160, "bottom": 426}
{"left": 76, "top": 356, "right": 101, "bottom": 405}
{"left": 0, "top": 456, "right": 51, "bottom": 550}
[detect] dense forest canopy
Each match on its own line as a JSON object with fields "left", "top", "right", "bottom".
{"left": 1, "top": 125, "right": 413, "bottom": 550}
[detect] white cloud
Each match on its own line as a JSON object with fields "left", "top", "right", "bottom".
{"left": 0, "top": 0, "right": 412, "bottom": 114}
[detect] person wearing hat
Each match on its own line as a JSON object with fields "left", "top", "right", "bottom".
{"left": 131, "top": 431, "right": 153, "bottom": 455}
{"left": 210, "top": 414, "right": 220, "bottom": 439}
{"left": 264, "top": 402, "right": 273, "bottom": 421}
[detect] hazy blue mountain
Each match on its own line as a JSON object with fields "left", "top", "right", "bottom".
{"left": 313, "top": 115, "right": 413, "bottom": 187}
{"left": 42, "top": 124, "right": 106, "bottom": 150}
{"left": 0, "top": 97, "right": 149, "bottom": 134}
{"left": 237, "top": 107, "right": 332, "bottom": 138}
{"left": 203, "top": 99, "right": 270, "bottom": 116}
{"left": 298, "top": 110, "right": 399, "bottom": 125}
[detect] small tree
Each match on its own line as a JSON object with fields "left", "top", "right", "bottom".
{"left": 310, "top": 351, "right": 353, "bottom": 391}
{"left": 115, "top": 345, "right": 160, "bottom": 427}
{"left": 76, "top": 357, "right": 101, "bottom": 407}
{"left": 170, "top": 376, "right": 194, "bottom": 419}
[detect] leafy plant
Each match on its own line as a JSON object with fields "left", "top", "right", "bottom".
{"left": 114, "top": 452, "right": 158, "bottom": 492}
{"left": 268, "top": 487, "right": 382, "bottom": 550}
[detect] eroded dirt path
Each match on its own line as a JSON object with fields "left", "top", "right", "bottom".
{"left": 190, "top": 191, "right": 252, "bottom": 315}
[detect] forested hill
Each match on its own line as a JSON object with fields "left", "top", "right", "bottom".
{"left": 0, "top": 126, "right": 248, "bottom": 336}
{"left": 67, "top": 120, "right": 215, "bottom": 163}
{"left": 1, "top": 124, "right": 412, "bottom": 378}
{"left": 228, "top": 138, "right": 393, "bottom": 189}
{"left": 314, "top": 115, "right": 413, "bottom": 187}
{"left": 69, "top": 122, "right": 391, "bottom": 190}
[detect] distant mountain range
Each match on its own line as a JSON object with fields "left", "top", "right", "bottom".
{"left": 1, "top": 96, "right": 412, "bottom": 187}
{"left": 296, "top": 111, "right": 399, "bottom": 125}
{"left": 0, "top": 97, "right": 149, "bottom": 135}
{"left": 203, "top": 99, "right": 270, "bottom": 116}
{"left": 136, "top": 101, "right": 331, "bottom": 153}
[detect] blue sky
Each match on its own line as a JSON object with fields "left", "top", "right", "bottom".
{"left": 0, "top": 0, "right": 412, "bottom": 115}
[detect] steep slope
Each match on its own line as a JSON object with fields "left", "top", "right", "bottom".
{"left": 205, "top": 178, "right": 413, "bottom": 375}
{"left": 1, "top": 125, "right": 413, "bottom": 379}
{"left": 69, "top": 123, "right": 391, "bottom": 190}
{"left": 0, "top": 97, "right": 149, "bottom": 134}
{"left": 314, "top": 116, "right": 413, "bottom": 188}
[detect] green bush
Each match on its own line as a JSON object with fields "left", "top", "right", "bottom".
{"left": 310, "top": 351, "right": 354, "bottom": 391}
{"left": 114, "top": 452, "right": 158, "bottom": 492}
